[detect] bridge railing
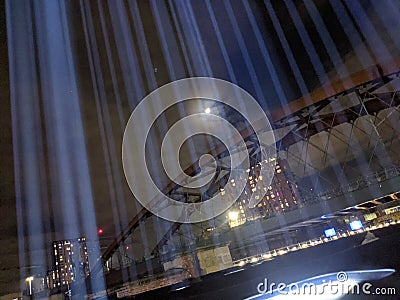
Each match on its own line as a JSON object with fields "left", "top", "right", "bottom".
{"left": 301, "top": 165, "right": 400, "bottom": 206}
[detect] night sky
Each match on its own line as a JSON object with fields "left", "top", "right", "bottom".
{"left": 1, "top": 0, "right": 400, "bottom": 296}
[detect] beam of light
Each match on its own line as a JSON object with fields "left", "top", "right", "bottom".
{"left": 81, "top": 0, "right": 138, "bottom": 282}
{"left": 369, "top": 0, "right": 400, "bottom": 52}
{"left": 144, "top": 2, "right": 195, "bottom": 261}
{"left": 6, "top": 0, "right": 48, "bottom": 289}
{"left": 154, "top": 1, "right": 226, "bottom": 252}
{"left": 223, "top": 0, "right": 269, "bottom": 110}
{"left": 343, "top": 1, "right": 393, "bottom": 63}
{"left": 8, "top": 0, "right": 106, "bottom": 295}
{"left": 328, "top": 4, "right": 396, "bottom": 187}
{"left": 6, "top": 1, "right": 400, "bottom": 299}
{"left": 267, "top": 1, "right": 396, "bottom": 208}
{"left": 36, "top": 0, "right": 105, "bottom": 295}
{"left": 150, "top": 0, "right": 201, "bottom": 183}
{"left": 329, "top": 1, "right": 375, "bottom": 66}
{"left": 150, "top": 0, "right": 188, "bottom": 79}
{"left": 302, "top": 0, "right": 350, "bottom": 80}
{"left": 242, "top": 0, "right": 288, "bottom": 107}
{"left": 127, "top": 0, "right": 174, "bottom": 277}
{"left": 204, "top": 0, "right": 237, "bottom": 86}
{"left": 107, "top": 1, "right": 145, "bottom": 108}
{"left": 174, "top": 3, "right": 274, "bottom": 250}
{"left": 99, "top": 0, "right": 183, "bottom": 279}
{"left": 105, "top": 7, "right": 190, "bottom": 267}
{"left": 203, "top": 0, "right": 250, "bottom": 166}
{"left": 171, "top": 1, "right": 212, "bottom": 77}
{"left": 155, "top": 1, "right": 228, "bottom": 256}
{"left": 97, "top": 2, "right": 400, "bottom": 282}
{"left": 297, "top": 1, "right": 380, "bottom": 198}
{"left": 80, "top": 0, "right": 128, "bottom": 244}
{"left": 161, "top": 0, "right": 195, "bottom": 80}
{"left": 204, "top": 0, "right": 274, "bottom": 193}
{"left": 127, "top": 1, "right": 158, "bottom": 91}
{"left": 121, "top": 2, "right": 194, "bottom": 274}
{"left": 97, "top": 1, "right": 126, "bottom": 130}
{"left": 203, "top": 0, "right": 251, "bottom": 126}
{"left": 284, "top": 0, "right": 334, "bottom": 95}
{"left": 108, "top": 1, "right": 178, "bottom": 270}
{"left": 263, "top": 0, "right": 311, "bottom": 101}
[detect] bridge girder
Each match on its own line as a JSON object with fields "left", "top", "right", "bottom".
{"left": 100, "top": 67, "right": 400, "bottom": 270}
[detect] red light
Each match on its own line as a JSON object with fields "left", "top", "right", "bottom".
{"left": 97, "top": 228, "right": 103, "bottom": 235}
{"left": 125, "top": 246, "right": 129, "bottom": 250}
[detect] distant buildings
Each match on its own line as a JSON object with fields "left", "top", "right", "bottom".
{"left": 47, "top": 237, "right": 90, "bottom": 289}
{"left": 228, "top": 159, "right": 302, "bottom": 228}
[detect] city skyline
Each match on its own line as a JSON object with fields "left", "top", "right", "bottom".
{"left": 1, "top": 0, "right": 400, "bottom": 298}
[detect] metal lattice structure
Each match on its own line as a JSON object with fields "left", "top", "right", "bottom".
{"left": 100, "top": 64, "right": 400, "bottom": 274}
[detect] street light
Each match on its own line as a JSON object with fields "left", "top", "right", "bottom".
{"left": 25, "top": 276, "right": 34, "bottom": 295}
{"left": 228, "top": 211, "right": 239, "bottom": 221}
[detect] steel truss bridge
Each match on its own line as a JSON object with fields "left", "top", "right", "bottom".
{"left": 98, "top": 61, "right": 400, "bottom": 279}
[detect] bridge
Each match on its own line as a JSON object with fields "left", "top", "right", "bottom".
{"left": 91, "top": 62, "right": 400, "bottom": 296}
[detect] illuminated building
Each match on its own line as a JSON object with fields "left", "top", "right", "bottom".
{"left": 228, "top": 159, "right": 301, "bottom": 227}
{"left": 48, "top": 237, "right": 90, "bottom": 289}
